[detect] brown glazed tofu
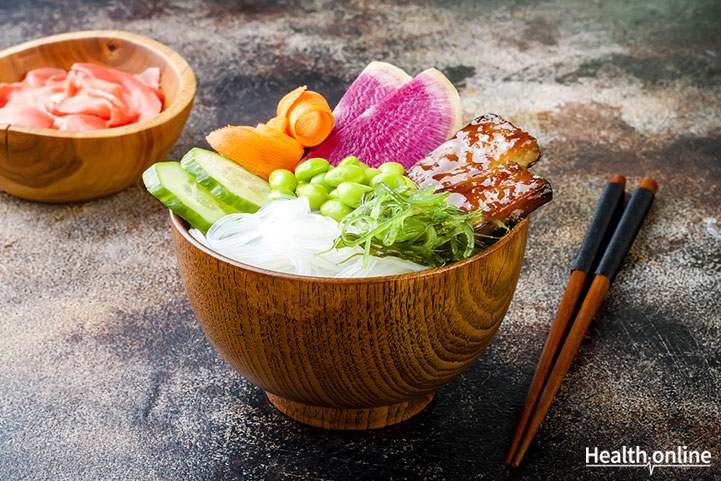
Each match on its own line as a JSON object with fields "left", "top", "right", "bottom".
{"left": 407, "top": 113, "right": 541, "bottom": 189}
{"left": 441, "top": 162, "right": 553, "bottom": 235}
{"left": 407, "top": 113, "right": 552, "bottom": 234}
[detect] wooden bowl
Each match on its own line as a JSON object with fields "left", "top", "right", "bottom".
{"left": 171, "top": 212, "right": 530, "bottom": 430}
{"left": 0, "top": 30, "right": 196, "bottom": 202}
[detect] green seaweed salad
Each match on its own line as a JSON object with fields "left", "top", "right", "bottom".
{"left": 333, "top": 183, "right": 507, "bottom": 268}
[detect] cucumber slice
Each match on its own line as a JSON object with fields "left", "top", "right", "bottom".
{"left": 180, "top": 148, "right": 271, "bottom": 213}
{"left": 143, "top": 162, "right": 234, "bottom": 232}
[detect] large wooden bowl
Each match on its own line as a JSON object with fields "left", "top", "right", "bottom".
{"left": 171, "top": 212, "right": 529, "bottom": 430}
{"left": 0, "top": 30, "right": 196, "bottom": 202}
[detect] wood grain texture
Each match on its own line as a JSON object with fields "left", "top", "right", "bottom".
{"left": 170, "top": 212, "right": 530, "bottom": 429}
{"left": 505, "top": 269, "right": 587, "bottom": 463}
{"left": 266, "top": 392, "right": 435, "bottom": 430}
{"left": 0, "top": 30, "right": 196, "bottom": 202}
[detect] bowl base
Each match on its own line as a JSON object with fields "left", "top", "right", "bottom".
{"left": 266, "top": 392, "right": 435, "bottom": 430}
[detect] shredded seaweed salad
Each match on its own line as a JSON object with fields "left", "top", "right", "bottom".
{"left": 333, "top": 184, "right": 506, "bottom": 268}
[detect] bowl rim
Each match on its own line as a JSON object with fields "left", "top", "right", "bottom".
{"left": 0, "top": 29, "right": 196, "bottom": 138}
{"left": 169, "top": 210, "right": 529, "bottom": 284}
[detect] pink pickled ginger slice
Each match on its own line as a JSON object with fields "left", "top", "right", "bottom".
{"left": 135, "top": 67, "right": 161, "bottom": 90}
{"left": 0, "top": 63, "right": 163, "bottom": 131}
{"left": 54, "top": 114, "right": 109, "bottom": 131}
{"left": 0, "top": 105, "right": 55, "bottom": 129}
{"left": 71, "top": 63, "right": 163, "bottom": 124}
{"left": 23, "top": 68, "right": 67, "bottom": 87}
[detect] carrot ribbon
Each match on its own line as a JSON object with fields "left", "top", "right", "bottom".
{"left": 205, "top": 87, "right": 334, "bottom": 179}
{"left": 277, "top": 86, "right": 334, "bottom": 147}
{"left": 206, "top": 123, "right": 304, "bottom": 180}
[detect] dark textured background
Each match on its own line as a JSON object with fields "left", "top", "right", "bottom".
{"left": 1, "top": 1, "right": 720, "bottom": 480}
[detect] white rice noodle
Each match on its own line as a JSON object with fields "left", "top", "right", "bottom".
{"left": 189, "top": 197, "right": 427, "bottom": 278}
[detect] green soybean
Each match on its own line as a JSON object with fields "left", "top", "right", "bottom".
{"left": 337, "top": 156, "right": 360, "bottom": 167}
{"left": 328, "top": 188, "right": 339, "bottom": 198}
{"left": 337, "top": 182, "right": 373, "bottom": 208}
{"left": 337, "top": 156, "right": 369, "bottom": 169}
{"left": 320, "top": 199, "right": 354, "bottom": 222}
{"left": 269, "top": 188, "right": 296, "bottom": 200}
{"left": 379, "top": 161, "right": 405, "bottom": 176}
{"left": 295, "top": 158, "right": 330, "bottom": 182}
{"left": 363, "top": 167, "right": 381, "bottom": 185}
{"left": 310, "top": 172, "right": 332, "bottom": 192}
{"left": 296, "top": 183, "right": 328, "bottom": 209}
{"left": 403, "top": 176, "right": 418, "bottom": 190}
{"left": 371, "top": 172, "right": 406, "bottom": 190}
{"left": 324, "top": 165, "right": 365, "bottom": 186}
{"left": 269, "top": 169, "right": 297, "bottom": 192}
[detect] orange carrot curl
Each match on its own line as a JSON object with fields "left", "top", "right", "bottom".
{"left": 266, "top": 115, "right": 288, "bottom": 132}
{"left": 206, "top": 123, "right": 304, "bottom": 180}
{"left": 277, "top": 86, "right": 334, "bottom": 147}
{"left": 205, "top": 86, "right": 333, "bottom": 178}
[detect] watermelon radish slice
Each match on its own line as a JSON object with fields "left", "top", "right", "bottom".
{"left": 331, "top": 61, "right": 411, "bottom": 134}
{"left": 306, "top": 68, "right": 462, "bottom": 169}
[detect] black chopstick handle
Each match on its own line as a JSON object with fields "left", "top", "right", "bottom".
{"left": 595, "top": 178, "right": 657, "bottom": 281}
{"left": 571, "top": 176, "right": 626, "bottom": 274}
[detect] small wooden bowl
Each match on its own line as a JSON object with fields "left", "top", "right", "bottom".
{"left": 0, "top": 30, "right": 196, "bottom": 202}
{"left": 171, "top": 212, "right": 530, "bottom": 430}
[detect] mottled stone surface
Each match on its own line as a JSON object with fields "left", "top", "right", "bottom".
{"left": 1, "top": 1, "right": 720, "bottom": 480}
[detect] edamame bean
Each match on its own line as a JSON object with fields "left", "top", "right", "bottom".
{"left": 324, "top": 165, "right": 365, "bottom": 186}
{"left": 371, "top": 173, "right": 405, "bottom": 190}
{"left": 328, "top": 188, "right": 339, "bottom": 198}
{"left": 269, "top": 188, "right": 296, "bottom": 200}
{"left": 379, "top": 161, "right": 405, "bottom": 176}
{"left": 310, "top": 172, "right": 333, "bottom": 192}
{"left": 295, "top": 158, "right": 330, "bottom": 182}
{"left": 403, "top": 176, "right": 418, "bottom": 190}
{"left": 337, "top": 156, "right": 360, "bottom": 167}
{"left": 268, "top": 169, "right": 297, "bottom": 192}
{"left": 338, "top": 156, "right": 369, "bottom": 169}
{"left": 363, "top": 167, "right": 380, "bottom": 184}
{"left": 337, "top": 182, "right": 373, "bottom": 208}
{"left": 296, "top": 183, "right": 329, "bottom": 209}
{"left": 320, "top": 199, "right": 354, "bottom": 222}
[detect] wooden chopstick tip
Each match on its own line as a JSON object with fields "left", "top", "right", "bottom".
{"left": 639, "top": 177, "right": 658, "bottom": 194}
{"left": 607, "top": 174, "right": 626, "bottom": 187}
{"left": 504, "top": 270, "right": 588, "bottom": 467}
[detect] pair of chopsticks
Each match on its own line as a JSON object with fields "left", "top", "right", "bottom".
{"left": 505, "top": 175, "right": 658, "bottom": 467}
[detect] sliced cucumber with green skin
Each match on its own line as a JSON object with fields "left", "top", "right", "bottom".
{"left": 180, "top": 148, "right": 270, "bottom": 213}
{"left": 143, "top": 162, "right": 234, "bottom": 233}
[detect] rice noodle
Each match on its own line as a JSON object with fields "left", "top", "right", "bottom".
{"left": 189, "top": 197, "right": 427, "bottom": 278}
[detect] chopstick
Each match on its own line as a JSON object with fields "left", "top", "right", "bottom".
{"left": 506, "top": 177, "right": 658, "bottom": 468}
{"left": 504, "top": 174, "right": 626, "bottom": 465}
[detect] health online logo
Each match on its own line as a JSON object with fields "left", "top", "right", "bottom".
{"left": 586, "top": 446, "right": 712, "bottom": 475}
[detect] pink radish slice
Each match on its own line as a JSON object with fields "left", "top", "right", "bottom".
{"left": 307, "top": 68, "right": 462, "bottom": 169}
{"left": 331, "top": 61, "right": 411, "bottom": 134}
